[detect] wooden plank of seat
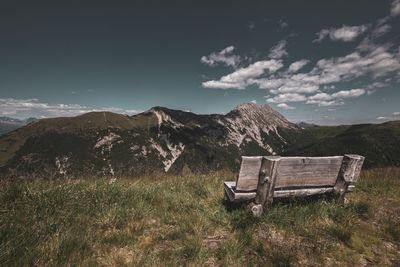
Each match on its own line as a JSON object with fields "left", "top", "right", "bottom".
{"left": 224, "top": 181, "right": 256, "bottom": 202}
{"left": 274, "top": 156, "right": 344, "bottom": 188}
{"left": 235, "top": 156, "right": 263, "bottom": 191}
{"left": 274, "top": 187, "right": 334, "bottom": 198}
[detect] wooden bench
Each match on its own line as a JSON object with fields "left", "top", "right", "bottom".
{"left": 224, "top": 155, "right": 365, "bottom": 216}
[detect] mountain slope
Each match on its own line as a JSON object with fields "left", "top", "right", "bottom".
{"left": 0, "top": 103, "right": 299, "bottom": 178}
{"left": 286, "top": 121, "right": 400, "bottom": 167}
{"left": 0, "top": 117, "right": 37, "bottom": 136}
{"left": 1, "top": 103, "right": 399, "bottom": 179}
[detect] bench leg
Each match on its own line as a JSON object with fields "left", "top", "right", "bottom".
{"left": 334, "top": 154, "right": 364, "bottom": 205}
{"left": 335, "top": 187, "right": 350, "bottom": 205}
{"left": 251, "top": 157, "right": 279, "bottom": 217}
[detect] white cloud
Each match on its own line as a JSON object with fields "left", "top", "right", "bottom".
{"left": 376, "top": 116, "right": 391, "bottom": 120}
{"left": 268, "top": 40, "right": 288, "bottom": 59}
{"left": 201, "top": 0, "right": 400, "bottom": 111}
{"left": 202, "top": 59, "right": 283, "bottom": 89}
{"left": 375, "top": 111, "right": 400, "bottom": 121}
{"left": 331, "top": 89, "right": 365, "bottom": 98}
{"left": 288, "top": 59, "right": 310, "bottom": 73}
{"left": 391, "top": 0, "right": 400, "bottom": 16}
{"left": 314, "top": 25, "right": 369, "bottom": 43}
{"left": 0, "top": 98, "right": 141, "bottom": 119}
{"left": 277, "top": 103, "right": 295, "bottom": 110}
{"left": 306, "top": 89, "right": 365, "bottom": 106}
{"left": 204, "top": 41, "right": 399, "bottom": 108}
{"left": 306, "top": 100, "right": 342, "bottom": 107}
{"left": 317, "top": 46, "right": 400, "bottom": 81}
{"left": 371, "top": 24, "right": 392, "bottom": 38}
{"left": 203, "top": 40, "right": 400, "bottom": 111}
{"left": 200, "top": 46, "right": 241, "bottom": 68}
{"left": 270, "top": 83, "right": 319, "bottom": 94}
{"left": 266, "top": 93, "right": 307, "bottom": 103}
{"left": 250, "top": 100, "right": 257, "bottom": 104}
{"left": 278, "top": 20, "right": 289, "bottom": 29}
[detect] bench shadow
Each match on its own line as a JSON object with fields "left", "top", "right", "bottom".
{"left": 222, "top": 193, "right": 338, "bottom": 231}
{"left": 273, "top": 192, "right": 336, "bottom": 206}
{"left": 222, "top": 194, "right": 341, "bottom": 236}
{"left": 222, "top": 198, "right": 249, "bottom": 212}
{"left": 222, "top": 192, "right": 336, "bottom": 213}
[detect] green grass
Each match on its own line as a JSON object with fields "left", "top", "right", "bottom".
{"left": 1, "top": 168, "right": 400, "bottom": 266}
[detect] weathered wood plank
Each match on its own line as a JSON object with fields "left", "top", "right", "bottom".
{"left": 224, "top": 181, "right": 256, "bottom": 202}
{"left": 225, "top": 154, "right": 364, "bottom": 212}
{"left": 274, "top": 156, "right": 343, "bottom": 188}
{"left": 276, "top": 156, "right": 344, "bottom": 165}
{"left": 273, "top": 187, "right": 334, "bottom": 198}
{"left": 334, "top": 154, "right": 365, "bottom": 203}
{"left": 253, "top": 157, "right": 280, "bottom": 216}
{"left": 235, "top": 156, "right": 263, "bottom": 191}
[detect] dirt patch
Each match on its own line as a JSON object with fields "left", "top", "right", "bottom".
{"left": 203, "top": 232, "right": 228, "bottom": 251}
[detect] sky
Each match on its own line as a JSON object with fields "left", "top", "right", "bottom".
{"left": 0, "top": 0, "right": 399, "bottom": 124}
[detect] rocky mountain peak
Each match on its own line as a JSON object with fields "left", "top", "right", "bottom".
{"left": 220, "top": 103, "right": 298, "bottom": 154}
{"left": 226, "top": 103, "right": 294, "bottom": 129}
{"left": 233, "top": 102, "right": 270, "bottom": 112}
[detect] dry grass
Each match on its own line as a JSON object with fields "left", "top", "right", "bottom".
{"left": 0, "top": 168, "right": 399, "bottom": 266}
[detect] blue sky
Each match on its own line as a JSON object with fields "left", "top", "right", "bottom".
{"left": 0, "top": 0, "right": 399, "bottom": 124}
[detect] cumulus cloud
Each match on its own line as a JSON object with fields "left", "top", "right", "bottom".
{"left": 313, "top": 25, "right": 369, "bottom": 43}
{"left": 272, "top": 84, "right": 319, "bottom": 94}
{"left": 268, "top": 40, "right": 288, "bottom": 59}
{"left": 204, "top": 41, "right": 400, "bottom": 108}
{"left": 203, "top": 40, "right": 400, "bottom": 109}
{"left": 391, "top": 0, "right": 400, "bottom": 16}
{"left": 287, "top": 59, "right": 310, "bottom": 73}
{"left": 202, "top": 59, "right": 283, "bottom": 89}
{"left": 306, "top": 89, "right": 365, "bottom": 106}
{"left": 200, "top": 46, "right": 241, "bottom": 68}
{"left": 265, "top": 44, "right": 398, "bottom": 94}
{"left": 371, "top": 24, "right": 392, "bottom": 38}
{"left": 277, "top": 103, "right": 295, "bottom": 110}
{"left": 0, "top": 98, "right": 141, "bottom": 119}
{"left": 201, "top": 1, "right": 400, "bottom": 111}
{"left": 266, "top": 93, "right": 307, "bottom": 103}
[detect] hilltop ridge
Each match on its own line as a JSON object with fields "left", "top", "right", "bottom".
{"left": 0, "top": 103, "right": 399, "bottom": 179}
{"left": 0, "top": 103, "right": 299, "bottom": 178}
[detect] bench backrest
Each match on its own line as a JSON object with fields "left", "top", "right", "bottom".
{"left": 274, "top": 156, "right": 343, "bottom": 189}
{"left": 235, "top": 155, "right": 361, "bottom": 191}
{"left": 235, "top": 156, "right": 263, "bottom": 191}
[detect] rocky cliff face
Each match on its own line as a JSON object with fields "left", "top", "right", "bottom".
{"left": 0, "top": 103, "right": 300, "bottom": 179}
{"left": 223, "top": 103, "right": 297, "bottom": 154}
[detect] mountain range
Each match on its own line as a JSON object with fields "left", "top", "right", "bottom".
{"left": 0, "top": 103, "right": 399, "bottom": 179}
{"left": 0, "top": 117, "right": 37, "bottom": 136}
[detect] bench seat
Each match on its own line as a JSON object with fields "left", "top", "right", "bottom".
{"left": 224, "top": 182, "right": 337, "bottom": 201}
{"left": 223, "top": 181, "right": 256, "bottom": 202}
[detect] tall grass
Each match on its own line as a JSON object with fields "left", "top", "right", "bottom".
{"left": 0, "top": 168, "right": 399, "bottom": 266}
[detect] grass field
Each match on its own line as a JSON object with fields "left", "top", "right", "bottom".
{"left": 1, "top": 168, "right": 399, "bottom": 266}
